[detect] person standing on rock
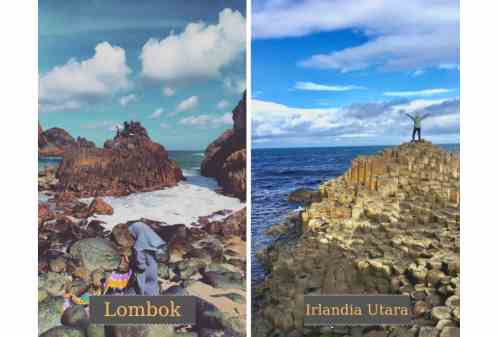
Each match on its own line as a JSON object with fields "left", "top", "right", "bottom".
{"left": 402, "top": 111, "right": 431, "bottom": 141}
{"left": 128, "top": 222, "right": 167, "bottom": 295}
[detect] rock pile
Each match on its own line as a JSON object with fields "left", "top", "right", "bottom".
{"left": 201, "top": 92, "right": 246, "bottom": 200}
{"left": 38, "top": 199, "right": 247, "bottom": 337}
{"left": 56, "top": 121, "right": 184, "bottom": 197}
{"left": 39, "top": 123, "right": 95, "bottom": 157}
{"left": 254, "top": 141, "right": 460, "bottom": 337}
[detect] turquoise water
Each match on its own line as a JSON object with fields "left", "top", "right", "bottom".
{"left": 38, "top": 150, "right": 205, "bottom": 175}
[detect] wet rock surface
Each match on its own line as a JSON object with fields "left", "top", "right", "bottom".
{"left": 253, "top": 141, "right": 460, "bottom": 337}
{"left": 201, "top": 92, "right": 246, "bottom": 200}
{"left": 39, "top": 191, "right": 247, "bottom": 336}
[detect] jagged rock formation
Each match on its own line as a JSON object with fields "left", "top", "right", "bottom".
{"left": 39, "top": 123, "right": 95, "bottom": 157}
{"left": 254, "top": 141, "right": 460, "bottom": 337}
{"left": 201, "top": 92, "right": 246, "bottom": 200}
{"left": 56, "top": 121, "right": 184, "bottom": 197}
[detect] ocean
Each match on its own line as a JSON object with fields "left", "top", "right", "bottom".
{"left": 38, "top": 150, "right": 205, "bottom": 175}
{"left": 251, "top": 144, "right": 459, "bottom": 283}
{"left": 38, "top": 150, "right": 244, "bottom": 229}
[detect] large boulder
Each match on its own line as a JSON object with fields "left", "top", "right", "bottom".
{"left": 201, "top": 92, "right": 246, "bottom": 200}
{"left": 39, "top": 326, "right": 85, "bottom": 337}
{"left": 56, "top": 121, "right": 184, "bottom": 197}
{"left": 38, "top": 296, "right": 65, "bottom": 335}
{"left": 69, "top": 238, "right": 120, "bottom": 272}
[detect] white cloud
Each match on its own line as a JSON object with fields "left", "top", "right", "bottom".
{"left": 159, "top": 122, "right": 170, "bottom": 129}
{"left": 177, "top": 96, "right": 199, "bottom": 112}
{"left": 294, "top": 81, "right": 364, "bottom": 92}
{"left": 253, "top": 1, "right": 458, "bottom": 72}
{"left": 81, "top": 120, "right": 123, "bottom": 132}
{"left": 383, "top": 88, "right": 453, "bottom": 97}
{"left": 179, "top": 113, "right": 232, "bottom": 128}
{"left": 119, "top": 93, "right": 138, "bottom": 106}
{"left": 39, "top": 42, "right": 132, "bottom": 112}
{"left": 162, "top": 86, "right": 175, "bottom": 96}
{"left": 140, "top": 8, "right": 245, "bottom": 82}
{"left": 149, "top": 108, "right": 163, "bottom": 119}
{"left": 412, "top": 70, "right": 425, "bottom": 77}
{"left": 223, "top": 77, "right": 246, "bottom": 93}
{"left": 252, "top": 97, "right": 459, "bottom": 142}
{"left": 438, "top": 63, "right": 460, "bottom": 70}
{"left": 217, "top": 99, "right": 230, "bottom": 109}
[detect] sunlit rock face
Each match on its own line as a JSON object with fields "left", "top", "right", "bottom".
{"left": 56, "top": 121, "right": 184, "bottom": 197}
{"left": 201, "top": 91, "right": 246, "bottom": 201}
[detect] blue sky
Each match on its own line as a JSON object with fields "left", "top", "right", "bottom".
{"left": 251, "top": 0, "right": 460, "bottom": 148}
{"left": 39, "top": 0, "right": 246, "bottom": 150}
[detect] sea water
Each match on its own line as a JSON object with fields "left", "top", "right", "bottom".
{"left": 38, "top": 151, "right": 244, "bottom": 230}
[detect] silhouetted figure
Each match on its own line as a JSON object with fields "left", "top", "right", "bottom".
{"left": 403, "top": 112, "right": 430, "bottom": 141}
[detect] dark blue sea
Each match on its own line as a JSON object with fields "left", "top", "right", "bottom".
{"left": 251, "top": 144, "right": 459, "bottom": 283}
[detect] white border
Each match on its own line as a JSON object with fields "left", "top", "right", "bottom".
{"left": 245, "top": 0, "right": 252, "bottom": 336}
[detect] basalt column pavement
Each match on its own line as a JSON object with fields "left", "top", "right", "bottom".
{"left": 254, "top": 141, "right": 459, "bottom": 337}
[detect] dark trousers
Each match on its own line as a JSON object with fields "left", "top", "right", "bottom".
{"left": 412, "top": 127, "right": 421, "bottom": 141}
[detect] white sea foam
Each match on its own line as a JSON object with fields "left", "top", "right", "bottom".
{"left": 82, "top": 175, "right": 244, "bottom": 231}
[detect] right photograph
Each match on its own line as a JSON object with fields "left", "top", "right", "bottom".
{"left": 251, "top": 1, "right": 459, "bottom": 337}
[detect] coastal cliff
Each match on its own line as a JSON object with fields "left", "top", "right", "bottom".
{"left": 56, "top": 121, "right": 184, "bottom": 197}
{"left": 254, "top": 141, "right": 460, "bottom": 337}
{"left": 201, "top": 92, "right": 246, "bottom": 200}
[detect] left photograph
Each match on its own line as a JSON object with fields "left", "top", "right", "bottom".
{"left": 38, "top": 1, "right": 247, "bottom": 336}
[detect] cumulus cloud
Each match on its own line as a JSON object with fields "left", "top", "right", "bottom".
{"left": 294, "top": 81, "right": 364, "bottom": 92}
{"left": 39, "top": 42, "right": 132, "bottom": 112}
{"left": 140, "top": 8, "right": 245, "bottom": 82}
{"left": 119, "top": 93, "right": 138, "bottom": 106}
{"left": 162, "top": 86, "right": 175, "bottom": 96}
{"left": 179, "top": 113, "right": 233, "bottom": 128}
{"left": 384, "top": 88, "right": 454, "bottom": 97}
{"left": 176, "top": 96, "right": 199, "bottom": 112}
{"left": 253, "top": 1, "right": 458, "bottom": 72}
{"left": 252, "top": 97, "right": 459, "bottom": 143}
{"left": 217, "top": 99, "right": 230, "bottom": 109}
{"left": 223, "top": 76, "right": 246, "bottom": 93}
{"left": 81, "top": 120, "right": 123, "bottom": 132}
{"left": 149, "top": 108, "right": 163, "bottom": 119}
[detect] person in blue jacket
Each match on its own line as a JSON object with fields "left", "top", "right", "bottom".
{"left": 128, "top": 222, "right": 167, "bottom": 295}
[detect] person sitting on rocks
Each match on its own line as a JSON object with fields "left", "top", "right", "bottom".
{"left": 402, "top": 111, "right": 431, "bottom": 141}
{"left": 128, "top": 221, "right": 167, "bottom": 295}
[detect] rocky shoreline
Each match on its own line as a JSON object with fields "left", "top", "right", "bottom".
{"left": 39, "top": 100, "right": 247, "bottom": 336}
{"left": 253, "top": 141, "right": 459, "bottom": 337}
{"left": 39, "top": 164, "right": 247, "bottom": 337}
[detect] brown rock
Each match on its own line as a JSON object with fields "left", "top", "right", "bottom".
{"left": 88, "top": 197, "right": 114, "bottom": 215}
{"left": 56, "top": 121, "right": 184, "bottom": 197}
{"left": 38, "top": 124, "right": 79, "bottom": 157}
{"left": 201, "top": 92, "right": 246, "bottom": 200}
{"left": 112, "top": 223, "right": 135, "bottom": 248}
